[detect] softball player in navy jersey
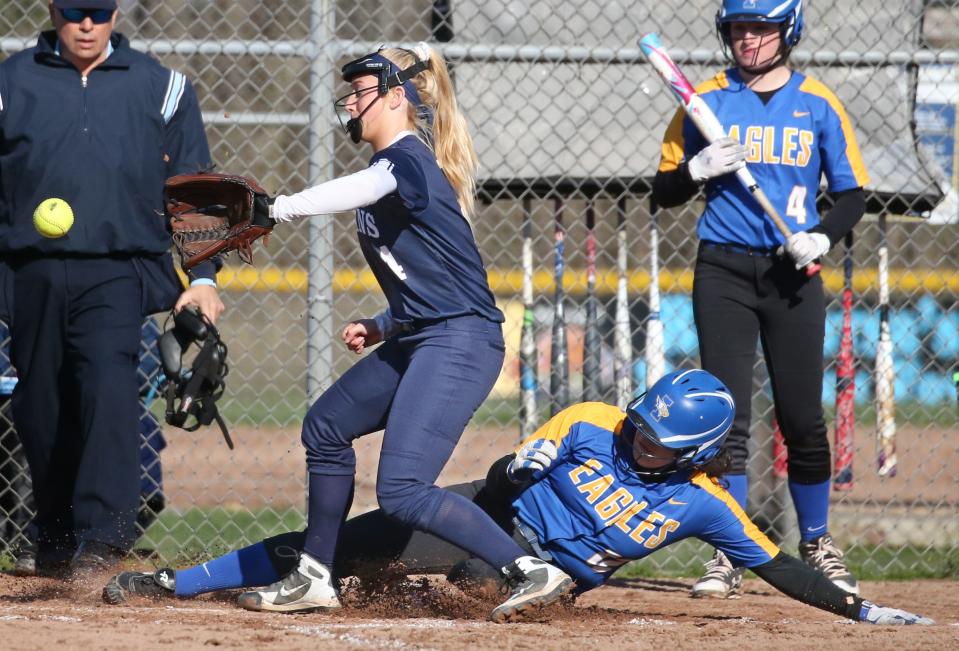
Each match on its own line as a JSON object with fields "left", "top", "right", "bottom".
{"left": 652, "top": 0, "right": 868, "bottom": 598}
{"left": 103, "top": 370, "right": 932, "bottom": 626}
{"left": 147, "top": 42, "right": 569, "bottom": 622}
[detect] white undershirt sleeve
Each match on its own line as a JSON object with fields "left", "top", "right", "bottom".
{"left": 270, "top": 159, "right": 398, "bottom": 223}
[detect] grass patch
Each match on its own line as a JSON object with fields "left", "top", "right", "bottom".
{"left": 822, "top": 400, "right": 959, "bottom": 428}
{"left": 134, "top": 506, "right": 305, "bottom": 566}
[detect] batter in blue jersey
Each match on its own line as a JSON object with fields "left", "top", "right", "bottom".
{"left": 653, "top": 0, "right": 868, "bottom": 599}
{"left": 103, "top": 370, "right": 932, "bottom": 626}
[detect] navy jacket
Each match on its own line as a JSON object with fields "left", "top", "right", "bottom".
{"left": 0, "top": 31, "right": 215, "bottom": 290}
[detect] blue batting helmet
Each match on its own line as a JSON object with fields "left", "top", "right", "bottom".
{"left": 716, "top": 0, "right": 805, "bottom": 53}
{"left": 625, "top": 369, "right": 735, "bottom": 470}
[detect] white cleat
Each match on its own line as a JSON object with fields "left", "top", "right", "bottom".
{"left": 691, "top": 550, "right": 743, "bottom": 599}
{"left": 237, "top": 553, "right": 341, "bottom": 613}
{"left": 490, "top": 556, "right": 574, "bottom": 623}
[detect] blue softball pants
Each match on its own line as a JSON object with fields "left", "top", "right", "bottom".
{"left": 301, "top": 315, "right": 505, "bottom": 530}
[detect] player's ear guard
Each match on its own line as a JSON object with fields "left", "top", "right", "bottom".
{"left": 158, "top": 307, "right": 233, "bottom": 449}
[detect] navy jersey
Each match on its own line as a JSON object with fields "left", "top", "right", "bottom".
{"left": 358, "top": 136, "right": 503, "bottom": 324}
{"left": 513, "top": 403, "right": 780, "bottom": 589}
{"left": 658, "top": 69, "right": 869, "bottom": 249}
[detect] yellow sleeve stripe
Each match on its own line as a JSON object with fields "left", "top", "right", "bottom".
{"left": 691, "top": 472, "right": 780, "bottom": 558}
{"left": 798, "top": 76, "right": 871, "bottom": 188}
{"left": 658, "top": 108, "right": 687, "bottom": 172}
{"left": 658, "top": 72, "right": 730, "bottom": 173}
{"left": 694, "top": 70, "right": 730, "bottom": 95}
{"left": 517, "top": 402, "right": 625, "bottom": 452}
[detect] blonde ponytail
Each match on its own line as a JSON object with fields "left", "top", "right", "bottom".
{"left": 381, "top": 45, "right": 479, "bottom": 219}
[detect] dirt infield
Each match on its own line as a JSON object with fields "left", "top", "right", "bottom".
{"left": 1, "top": 572, "right": 956, "bottom": 650}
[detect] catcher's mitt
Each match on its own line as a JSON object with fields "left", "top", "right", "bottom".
{"left": 165, "top": 172, "right": 273, "bottom": 270}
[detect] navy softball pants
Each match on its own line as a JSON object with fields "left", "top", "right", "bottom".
{"left": 9, "top": 256, "right": 143, "bottom": 552}
{"left": 300, "top": 315, "right": 505, "bottom": 530}
{"left": 693, "top": 243, "right": 830, "bottom": 483}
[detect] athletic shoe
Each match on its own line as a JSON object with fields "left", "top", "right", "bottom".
{"left": 489, "top": 556, "right": 574, "bottom": 623}
{"left": 70, "top": 541, "right": 125, "bottom": 580}
{"left": 102, "top": 568, "right": 176, "bottom": 604}
{"left": 236, "top": 553, "right": 341, "bottom": 613}
{"left": 799, "top": 534, "right": 859, "bottom": 594}
{"left": 11, "top": 540, "right": 38, "bottom": 577}
{"left": 691, "top": 550, "right": 743, "bottom": 599}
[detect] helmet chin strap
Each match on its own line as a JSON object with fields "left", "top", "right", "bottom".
{"left": 345, "top": 96, "right": 383, "bottom": 144}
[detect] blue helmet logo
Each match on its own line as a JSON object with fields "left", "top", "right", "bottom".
{"left": 626, "top": 369, "right": 735, "bottom": 470}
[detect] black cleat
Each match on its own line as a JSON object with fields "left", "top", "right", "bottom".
{"left": 102, "top": 568, "right": 176, "bottom": 604}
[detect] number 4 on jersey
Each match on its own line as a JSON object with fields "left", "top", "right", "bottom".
{"left": 786, "top": 185, "right": 807, "bottom": 224}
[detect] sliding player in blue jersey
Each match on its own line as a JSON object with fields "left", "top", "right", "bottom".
{"left": 652, "top": 0, "right": 869, "bottom": 598}
{"left": 103, "top": 370, "right": 931, "bottom": 626}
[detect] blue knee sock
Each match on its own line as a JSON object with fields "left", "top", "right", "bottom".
{"left": 302, "top": 472, "right": 354, "bottom": 565}
{"left": 174, "top": 541, "right": 279, "bottom": 597}
{"left": 788, "top": 479, "right": 831, "bottom": 541}
{"left": 426, "top": 490, "right": 526, "bottom": 570}
{"left": 723, "top": 473, "right": 748, "bottom": 510}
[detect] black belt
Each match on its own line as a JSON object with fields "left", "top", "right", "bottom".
{"left": 512, "top": 516, "right": 553, "bottom": 562}
{"left": 700, "top": 240, "right": 778, "bottom": 257}
{"left": 396, "top": 314, "right": 487, "bottom": 334}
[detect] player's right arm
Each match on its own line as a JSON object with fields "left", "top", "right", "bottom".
{"left": 270, "top": 159, "right": 398, "bottom": 222}
{"left": 750, "top": 553, "right": 932, "bottom": 624}
{"left": 693, "top": 475, "right": 931, "bottom": 624}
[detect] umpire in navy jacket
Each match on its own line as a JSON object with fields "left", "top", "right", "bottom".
{"left": 0, "top": 0, "right": 223, "bottom": 578}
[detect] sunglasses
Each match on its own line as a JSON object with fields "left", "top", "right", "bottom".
{"left": 59, "top": 8, "right": 115, "bottom": 24}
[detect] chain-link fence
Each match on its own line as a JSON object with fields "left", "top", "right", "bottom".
{"left": 1, "top": 0, "right": 958, "bottom": 575}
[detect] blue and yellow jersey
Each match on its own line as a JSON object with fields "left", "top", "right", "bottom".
{"left": 512, "top": 403, "right": 779, "bottom": 589}
{"left": 657, "top": 69, "right": 869, "bottom": 250}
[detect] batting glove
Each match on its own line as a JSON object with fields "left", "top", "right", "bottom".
{"left": 686, "top": 137, "right": 747, "bottom": 183}
{"left": 859, "top": 600, "right": 935, "bottom": 625}
{"left": 507, "top": 439, "right": 559, "bottom": 484}
{"left": 777, "top": 231, "right": 831, "bottom": 270}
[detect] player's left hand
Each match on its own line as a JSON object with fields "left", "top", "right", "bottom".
{"left": 859, "top": 600, "right": 935, "bottom": 625}
{"left": 507, "top": 439, "right": 558, "bottom": 484}
{"left": 777, "top": 231, "right": 830, "bottom": 270}
{"left": 175, "top": 284, "right": 225, "bottom": 324}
